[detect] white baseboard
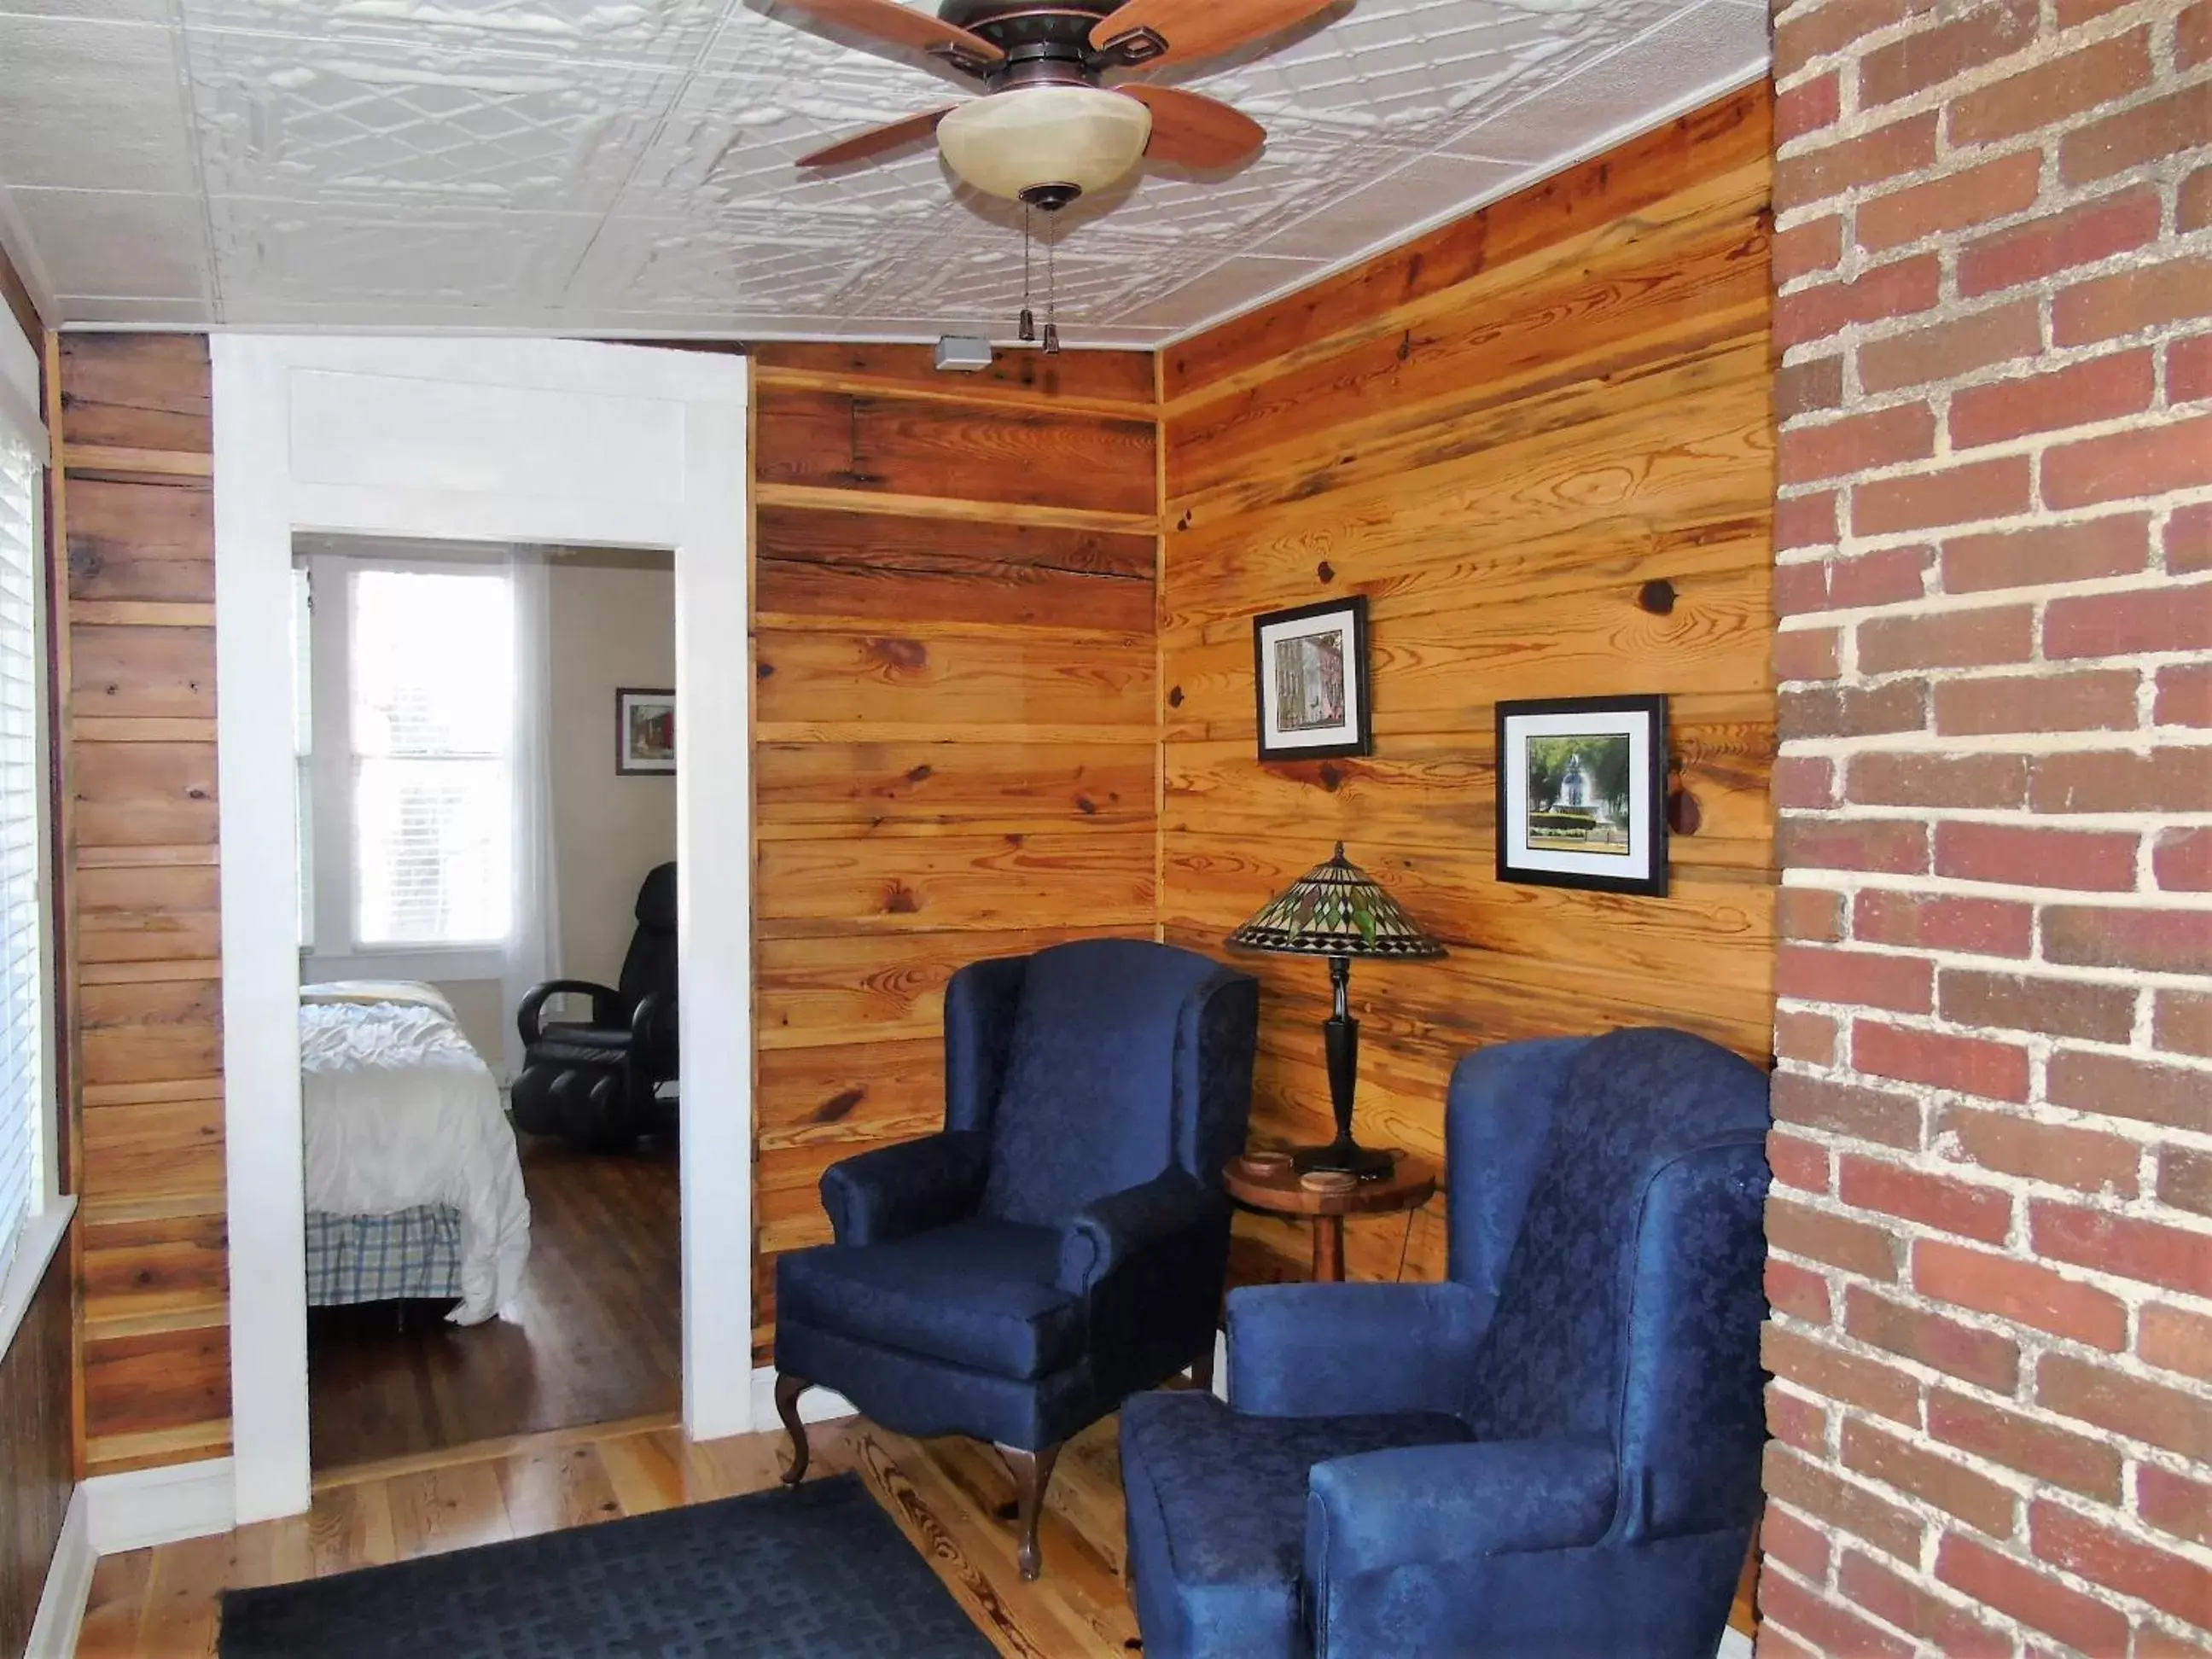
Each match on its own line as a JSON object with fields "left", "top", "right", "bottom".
{"left": 1716, "top": 1624, "right": 1755, "bottom": 1659}
{"left": 24, "top": 1486, "right": 92, "bottom": 1659}
{"left": 748, "top": 1365, "right": 856, "bottom": 1433}
{"left": 84, "top": 1456, "right": 236, "bottom": 1556}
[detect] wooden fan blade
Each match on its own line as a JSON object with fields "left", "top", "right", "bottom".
{"left": 797, "top": 106, "right": 958, "bottom": 168}
{"left": 775, "top": 0, "right": 1004, "bottom": 69}
{"left": 1091, "top": 0, "right": 1338, "bottom": 68}
{"left": 1123, "top": 85, "right": 1265, "bottom": 169}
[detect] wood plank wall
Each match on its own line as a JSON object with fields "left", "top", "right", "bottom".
{"left": 1159, "top": 87, "right": 1779, "bottom": 1285}
{"left": 0, "top": 1247, "right": 70, "bottom": 1655}
{"left": 0, "top": 242, "right": 74, "bottom": 1659}
{"left": 55, "top": 335, "right": 230, "bottom": 1477}
{"left": 748, "top": 342, "right": 1160, "bottom": 1357}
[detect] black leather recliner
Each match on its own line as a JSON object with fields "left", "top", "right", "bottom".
{"left": 511, "top": 861, "right": 677, "bottom": 1151}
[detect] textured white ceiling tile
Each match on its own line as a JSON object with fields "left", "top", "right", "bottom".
{"left": 183, "top": 29, "right": 685, "bottom": 212}
{"left": 1444, "top": 2, "right": 1769, "bottom": 164}
{"left": 0, "top": 0, "right": 169, "bottom": 18}
{"left": 692, "top": 3, "right": 961, "bottom": 84}
{"left": 1178, "top": 0, "right": 1685, "bottom": 148}
{"left": 53, "top": 295, "right": 217, "bottom": 323}
{"left": 614, "top": 69, "right": 962, "bottom": 222}
{"left": 175, "top": 0, "right": 728, "bottom": 65}
{"left": 568, "top": 207, "right": 1149, "bottom": 330}
{"left": 0, "top": 0, "right": 1772, "bottom": 337}
{"left": 1112, "top": 254, "right": 1324, "bottom": 331}
{"left": 209, "top": 195, "right": 598, "bottom": 304}
{"left": 0, "top": 16, "right": 200, "bottom": 194}
{"left": 1243, "top": 148, "right": 1525, "bottom": 259}
{"left": 6, "top": 188, "right": 211, "bottom": 297}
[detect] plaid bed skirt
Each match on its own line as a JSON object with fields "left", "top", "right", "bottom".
{"left": 306, "top": 1206, "right": 463, "bottom": 1306}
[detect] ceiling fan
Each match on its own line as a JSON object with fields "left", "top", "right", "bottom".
{"left": 775, "top": 0, "right": 1342, "bottom": 211}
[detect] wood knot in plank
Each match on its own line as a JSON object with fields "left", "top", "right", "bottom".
{"left": 882, "top": 882, "right": 921, "bottom": 915}
{"left": 868, "top": 637, "right": 928, "bottom": 673}
{"left": 809, "top": 1086, "right": 865, "bottom": 1124}
{"left": 1668, "top": 789, "right": 1703, "bottom": 837}
{"left": 1638, "top": 579, "right": 1677, "bottom": 615}
{"left": 1317, "top": 560, "right": 1335, "bottom": 583}
{"left": 905, "top": 764, "right": 934, "bottom": 784}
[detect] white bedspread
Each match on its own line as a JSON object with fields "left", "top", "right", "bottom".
{"left": 300, "top": 996, "right": 530, "bottom": 1324}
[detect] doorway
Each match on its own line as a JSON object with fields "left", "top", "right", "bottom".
{"left": 288, "top": 534, "right": 683, "bottom": 1470}
{"left": 212, "top": 337, "right": 752, "bottom": 1524}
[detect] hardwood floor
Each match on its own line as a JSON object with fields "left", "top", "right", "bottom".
{"left": 79, "top": 1404, "right": 1759, "bottom": 1656}
{"left": 76, "top": 1412, "right": 1141, "bottom": 1659}
{"left": 307, "top": 1133, "right": 680, "bottom": 1471}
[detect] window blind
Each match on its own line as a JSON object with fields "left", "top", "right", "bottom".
{"left": 0, "top": 402, "right": 44, "bottom": 1282}
{"left": 349, "top": 568, "right": 514, "bottom": 947}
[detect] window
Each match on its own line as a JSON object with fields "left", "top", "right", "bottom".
{"left": 0, "top": 360, "right": 51, "bottom": 1289}
{"left": 298, "top": 557, "right": 515, "bottom": 960}
{"left": 293, "top": 565, "right": 312, "bottom": 950}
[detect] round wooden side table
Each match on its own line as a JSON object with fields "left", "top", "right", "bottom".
{"left": 1223, "top": 1152, "right": 1438, "bottom": 1281}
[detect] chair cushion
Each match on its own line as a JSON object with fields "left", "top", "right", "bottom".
{"left": 1463, "top": 1028, "right": 1770, "bottom": 1449}
{"left": 981, "top": 940, "right": 1220, "bottom": 1226}
{"left": 527, "top": 1023, "right": 632, "bottom": 1068}
{"left": 775, "top": 1219, "right": 1083, "bottom": 1383}
{"left": 1120, "top": 1390, "right": 1471, "bottom": 1654}
{"left": 543, "top": 1022, "right": 630, "bottom": 1051}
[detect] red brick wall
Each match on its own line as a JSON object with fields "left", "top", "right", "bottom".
{"left": 1764, "top": 0, "right": 2211, "bottom": 1653}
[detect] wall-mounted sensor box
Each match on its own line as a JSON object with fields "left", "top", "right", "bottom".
{"left": 934, "top": 336, "right": 994, "bottom": 372}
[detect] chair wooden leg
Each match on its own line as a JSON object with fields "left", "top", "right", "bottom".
{"left": 997, "top": 1441, "right": 1062, "bottom": 1581}
{"left": 775, "top": 1373, "right": 812, "bottom": 1486}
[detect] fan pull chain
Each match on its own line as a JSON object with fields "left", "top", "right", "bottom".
{"left": 1017, "top": 207, "right": 1037, "bottom": 345}
{"left": 1042, "top": 213, "right": 1061, "bottom": 356}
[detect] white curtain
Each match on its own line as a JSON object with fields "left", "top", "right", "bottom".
{"left": 502, "top": 549, "right": 562, "bottom": 1080}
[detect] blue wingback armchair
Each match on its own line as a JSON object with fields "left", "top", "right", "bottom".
{"left": 773, "top": 938, "right": 1260, "bottom": 1578}
{"left": 1119, "top": 1027, "right": 1772, "bottom": 1658}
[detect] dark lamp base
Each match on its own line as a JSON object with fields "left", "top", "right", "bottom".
{"left": 1291, "top": 1140, "right": 1398, "bottom": 1180}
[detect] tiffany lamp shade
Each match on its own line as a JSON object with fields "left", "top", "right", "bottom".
{"left": 1227, "top": 843, "right": 1446, "bottom": 1178}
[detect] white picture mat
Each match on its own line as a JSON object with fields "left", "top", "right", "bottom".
{"left": 1257, "top": 612, "right": 1361, "bottom": 751}
{"left": 1502, "top": 708, "right": 1655, "bottom": 879}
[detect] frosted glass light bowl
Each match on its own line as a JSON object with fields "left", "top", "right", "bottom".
{"left": 937, "top": 85, "right": 1153, "bottom": 203}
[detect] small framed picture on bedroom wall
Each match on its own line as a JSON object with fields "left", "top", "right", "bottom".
{"left": 617, "top": 687, "right": 676, "bottom": 776}
{"left": 1495, "top": 694, "right": 1669, "bottom": 897}
{"left": 1252, "top": 596, "right": 1372, "bottom": 762}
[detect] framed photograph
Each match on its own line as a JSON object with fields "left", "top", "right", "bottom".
{"left": 1252, "top": 596, "right": 1372, "bottom": 762}
{"left": 616, "top": 687, "right": 676, "bottom": 776}
{"left": 1495, "top": 695, "right": 1668, "bottom": 896}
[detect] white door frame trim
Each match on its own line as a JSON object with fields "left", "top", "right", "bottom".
{"left": 211, "top": 335, "right": 753, "bottom": 1524}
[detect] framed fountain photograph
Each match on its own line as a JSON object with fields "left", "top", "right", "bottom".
{"left": 1495, "top": 694, "right": 1668, "bottom": 896}
{"left": 1252, "top": 596, "right": 1372, "bottom": 761}
{"left": 617, "top": 687, "right": 676, "bottom": 776}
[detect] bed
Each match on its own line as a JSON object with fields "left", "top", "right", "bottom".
{"left": 300, "top": 981, "right": 531, "bottom": 1325}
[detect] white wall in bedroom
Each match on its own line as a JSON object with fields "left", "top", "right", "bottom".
{"left": 548, "top": 552, "right": 677, "bottom": 990}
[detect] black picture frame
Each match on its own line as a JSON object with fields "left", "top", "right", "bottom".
{"left": 616, "top": 686, "right": 676, "bottom": 776}
{"left": 1494, "top": 694, "right": 1669, "bottom": 897}
{"left": 1251, "top": 595, "right": 1373, "bottom": 762}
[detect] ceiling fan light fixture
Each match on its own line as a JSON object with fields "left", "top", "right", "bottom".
{"left": 937, "top": 84, "right": 1153, "bottom": 206}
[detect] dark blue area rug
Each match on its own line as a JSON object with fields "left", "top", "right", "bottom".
{"left": 218, "top": 1474, "right": 997, "bottom": 1658}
